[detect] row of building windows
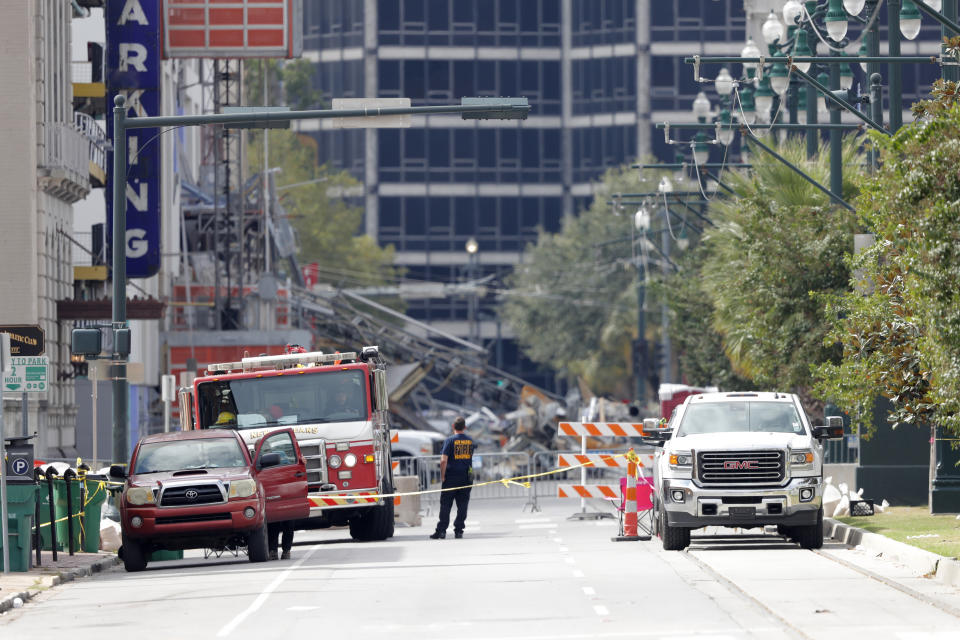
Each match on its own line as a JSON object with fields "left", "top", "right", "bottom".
{"left": 379, "top": 196, "right": 563, "bottom": 252}
{"left": 572, "top": 57, "right": 636, "bottom": 115}
{"left": 377, "top": 128, "right": 562, "bottom": 183}
{"left": 378, "top": 0, "right": 561, "bottom": 47}
{"left": 650, "top": 1, "right": 746, "bottom": 43}
{"left": 377, "top": 59, "right": 561, "bottom": 115}
{"left": 572, "top": 125, "right": 637, "bottom": 183}
{"left": 303, "top": 0, "right": 364, "bottom": 50}
{"left": 571, "top": 0, "right": 636, "bottom": 47}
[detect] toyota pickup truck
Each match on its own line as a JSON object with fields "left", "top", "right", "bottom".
{"left": 647, "top": 391, "right": 844, "bottom": 551}
{"left": 110, "top": 428, "right": 308, "bottom": 571}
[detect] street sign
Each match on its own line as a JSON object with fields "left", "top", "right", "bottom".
{"left": 0, "top": 325, "right": 44, "bottom": 356}
{"left": 3, "top": 356, "right": 49, "bottom": 392}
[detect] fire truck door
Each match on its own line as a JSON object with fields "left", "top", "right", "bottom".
{"left": 254, "top": 428, "right": 309, "bottom": 522}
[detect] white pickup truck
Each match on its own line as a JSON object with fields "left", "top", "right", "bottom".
{"left": 647, "top": 391, "right": 844, "bottom": 551}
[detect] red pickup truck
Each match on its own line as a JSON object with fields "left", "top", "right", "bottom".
{"left": 110, "top": 428, "right": 308, "bottom": 572}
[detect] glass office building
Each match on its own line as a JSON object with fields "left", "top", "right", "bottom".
{"left": 300, "top": 1, "right": 942, "bottom": 392}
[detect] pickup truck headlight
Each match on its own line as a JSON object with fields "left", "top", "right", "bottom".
{"left": 126, "top": 487, "right": 155, "bottom": 505}
{"left": 668, "top": 452, "right": 692, "bottom": 467}
{"left": 229, "top": 479, "right": 257, "bottom": 499}
{"left": 790, "top": 451, "right": 814, "bottom": 465}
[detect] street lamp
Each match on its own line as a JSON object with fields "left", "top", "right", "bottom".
{"left": 755, "top": 76, "right": 775, "bottom": 122}
{"left": 792, "top": 29, "right": 814, "bottom": 73}
{"left": 762, "top": 10, "right": 786, "bottom": 44}
{"left": 465, "top": 237, "right": 479, "bottom": 346}
{"left": 769, "top": 59, "right": 791, "bottom": 95}
{"left": 843, "top": 0, "right": 867, "bottom": 14}
{"left": 784, "top": 0, "right": 805, "bottom": 25}
{"left": 692, "top": 130, "right": 711, "bottom": 166}
{"left": 839, "top": 54, "right": 854, "bottom": 90}
{"left": 739, "top": 85, "right": 757, "bottom": 124}
{"left": 741, "top": 37, "right": 762, "bottom": 73}
{"left": 634, "top": 206, "right": 651, "bottom": 232}
{"left": 900, "top": 0, "right": 923, "bottom": 39}
{"left": 716, "top": 109, "right": 735, "bottom": 146}
{"left": 715, "top": 67, "right": 735, "bottom": 97}
{"left": 658, "top": 176, "right": 674, "bottom": 194}
{"left": 692, "top": 91, "right": 712, "bottom": 120}
{"left": 826, "top": 0, "right": 850, "bottom": 42}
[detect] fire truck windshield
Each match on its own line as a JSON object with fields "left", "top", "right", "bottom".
{"left": 196, "top": 369, "right": 368, "bottom": 430}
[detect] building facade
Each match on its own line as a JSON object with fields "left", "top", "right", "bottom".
{"left": 299, "top": 0, "right": 942, "bottom": 392}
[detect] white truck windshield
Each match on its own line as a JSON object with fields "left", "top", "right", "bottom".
{"left": 197, "top": 369, "right": 368, "bottom": 430}
{"left": 676, "top": 401, "right": 804, "bottom": 437}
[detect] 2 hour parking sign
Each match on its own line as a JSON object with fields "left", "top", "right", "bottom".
{"left": 3, "top": 355, "right": 49, "bottom": 392}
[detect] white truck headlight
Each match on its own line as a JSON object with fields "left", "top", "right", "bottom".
{"left": 790, "top": 451, "right": 814, "bottom": 465}
{"left": 126, "top": 487, "right": 155, "bottom": 505}
{"left": 668, "top": 452, "right": 692, "bottom": 467}
{"left": 328, "top": 454, "right": 342, "bottom": 469}
{"left": 229, "top": 479, "right": 257, "bottom": 499}
{"left": 344, "top": 453, "right": 357, "bottom": 467}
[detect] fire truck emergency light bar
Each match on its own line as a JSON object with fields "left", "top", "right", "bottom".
{"left": 206, "top": 350, "right": 360, "bottom": 374}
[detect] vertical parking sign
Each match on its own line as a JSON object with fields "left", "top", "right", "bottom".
{"left": 105, "top": 0, "right": 162, "bottom": 278}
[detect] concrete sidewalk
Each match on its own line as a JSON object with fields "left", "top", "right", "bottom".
{"left": 0, "top": 550, "right": 118, "bottom": 614}
{"left": 826, "top": 517, "right": 960, "bottom": 587}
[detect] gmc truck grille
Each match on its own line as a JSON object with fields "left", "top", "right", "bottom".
{"left": 697, "top": 450, "right": 784, "bottom": 485}
{"left": 160, "top": 484, "right": 225, "bottom": 507}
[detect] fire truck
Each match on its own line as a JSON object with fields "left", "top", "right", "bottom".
{"left": 178, "top": 345, "right": 395, "bottom": 541}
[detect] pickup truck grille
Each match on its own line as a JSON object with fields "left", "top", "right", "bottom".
{"left": 160, "top": 484, "right": 225, "bottom": 507}
{"left": 697, "top": 450, "right": 784, "bottom": 485}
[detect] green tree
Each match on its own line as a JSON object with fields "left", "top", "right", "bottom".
{"left": 244, "top": 62, "right": 396, "bottom": 290}
{"left": 815, "top": 86, "right": 960, "bottom": 437}
{"left": 698, "top": 136, "right": 861, "bottom": 408}
{"left": 502, "top": 164, "right": 668, "bottom": 397}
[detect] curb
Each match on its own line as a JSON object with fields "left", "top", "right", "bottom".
{"left": 825, "top": 518, "right": 960, "bottom": 587}
{"left": 0, "top": 555, "right": 119, "bottom": 614}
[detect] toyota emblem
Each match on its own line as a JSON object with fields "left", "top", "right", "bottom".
{"left": 185, "top": 489, "right": 199, "bottom": 501}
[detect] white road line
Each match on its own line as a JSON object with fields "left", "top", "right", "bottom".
{"left": 217, "top": 544, "right": 320, "bottom": 637}
{"left": 515, "top": 517, "right": 553, "bottom": 524}
{"left": 572, "top": 569, "right": 585, "bottom": 577}
{"left": 582, "top": 586, "right": 595, "bottom": 596}
{"left": 593, "top": 605, "right": 609, "bottom": 616}
{"left": 518, "top": 523, "right": 556, "bottom": 529}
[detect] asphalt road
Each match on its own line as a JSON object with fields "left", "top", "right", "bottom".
{"left": 3, "top": 498, "right": 960, "bottom": 639}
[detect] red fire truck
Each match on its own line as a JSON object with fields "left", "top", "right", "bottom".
{"left": 178, "top": 345, "right": 395, "bottom": 541}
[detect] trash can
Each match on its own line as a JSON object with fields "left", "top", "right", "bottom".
{"left": 1, "top": 484, "right": 38, "bottom": 571}
{"left": 57, "top": 476, "right": 83, "bottom": 552}
{"left": 150, "top": 549, "right": 184, "bottom": 561}
{"left": 37, "top": 475, "right": 62, "bottom": 551}
{"left": 38, "top": 477, "right": 82, "bottom": 551}
{"left": 80, "top": 477, "right": 109, "bottom": 553}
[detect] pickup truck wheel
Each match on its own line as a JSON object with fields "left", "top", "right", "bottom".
{"left": 121, "top": 534, "right": 148, "bottom": 572}
{"left": 660, "top": 505, "right": 690, "bottom": 551}
{"left": 349, "top": 481, "right": 395, "bottom": 541}
{"left": 247, "top": 522, "right": 269, "bottom": 562}
{"left": 792, "top": 508, "right": 824, "bottom": 550}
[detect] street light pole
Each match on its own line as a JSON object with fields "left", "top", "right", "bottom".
{"left": 111, "top": 96, "right": 129, "bottom": 465}
{"left": 889, "top": 0, "right": 904, "bottom": 132}
{"left": 829, "top": 63, "right": 843, "bottom": 197}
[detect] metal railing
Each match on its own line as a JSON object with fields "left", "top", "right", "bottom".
{"left": 74, "top": 111, "right": 107, "bottom": 178}
{"left": 39, "top": 122, "right": 91, "bottom": 200}
{"left": 823, "top": 437, "right": 860, "bottom": 464}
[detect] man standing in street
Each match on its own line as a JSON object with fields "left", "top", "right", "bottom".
{"left": 430, "top": 416, "right": 474, "bottom": 539}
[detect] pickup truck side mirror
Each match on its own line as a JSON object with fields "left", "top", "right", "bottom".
{"left": 258, "top": 452, "right": 281, "bottom": 470}
{"left": 813, "top": 416, "right": 845, "bottom": 440}
{"left": 109, "top": 464, "right": 127, "bottom": 479}
{"left": 641, "top": 428, "right": 673, "bottom": 447}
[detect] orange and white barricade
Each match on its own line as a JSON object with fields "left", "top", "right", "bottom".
{"left": 556, "top": 422, "right": 653, "bottom": 540}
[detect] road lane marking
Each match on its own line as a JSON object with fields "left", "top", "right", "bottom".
{"left": 217, "top": 544, "right": 321, "bottom": 637}
{"left": 515, "top": 517, "right": 553, "bottom": 524}
{"left": 582, "top": 586, "right": 595, "bottom": 596}
{"left": 593, "top": 605, "right": 609, "bottom": 616}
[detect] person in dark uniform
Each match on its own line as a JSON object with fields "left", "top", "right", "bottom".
{"left": 268, "top": 521, "right": 294, "bottom": 560}
{"left": 430, "top": 416, "right": 475, "bottom": 539}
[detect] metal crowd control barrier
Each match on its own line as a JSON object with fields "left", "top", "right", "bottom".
{"left": 391, "top": 452, "right": 532, "bottom": 514}
{"left": 556, "top": 421, "right": 651, "bottom": 521}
